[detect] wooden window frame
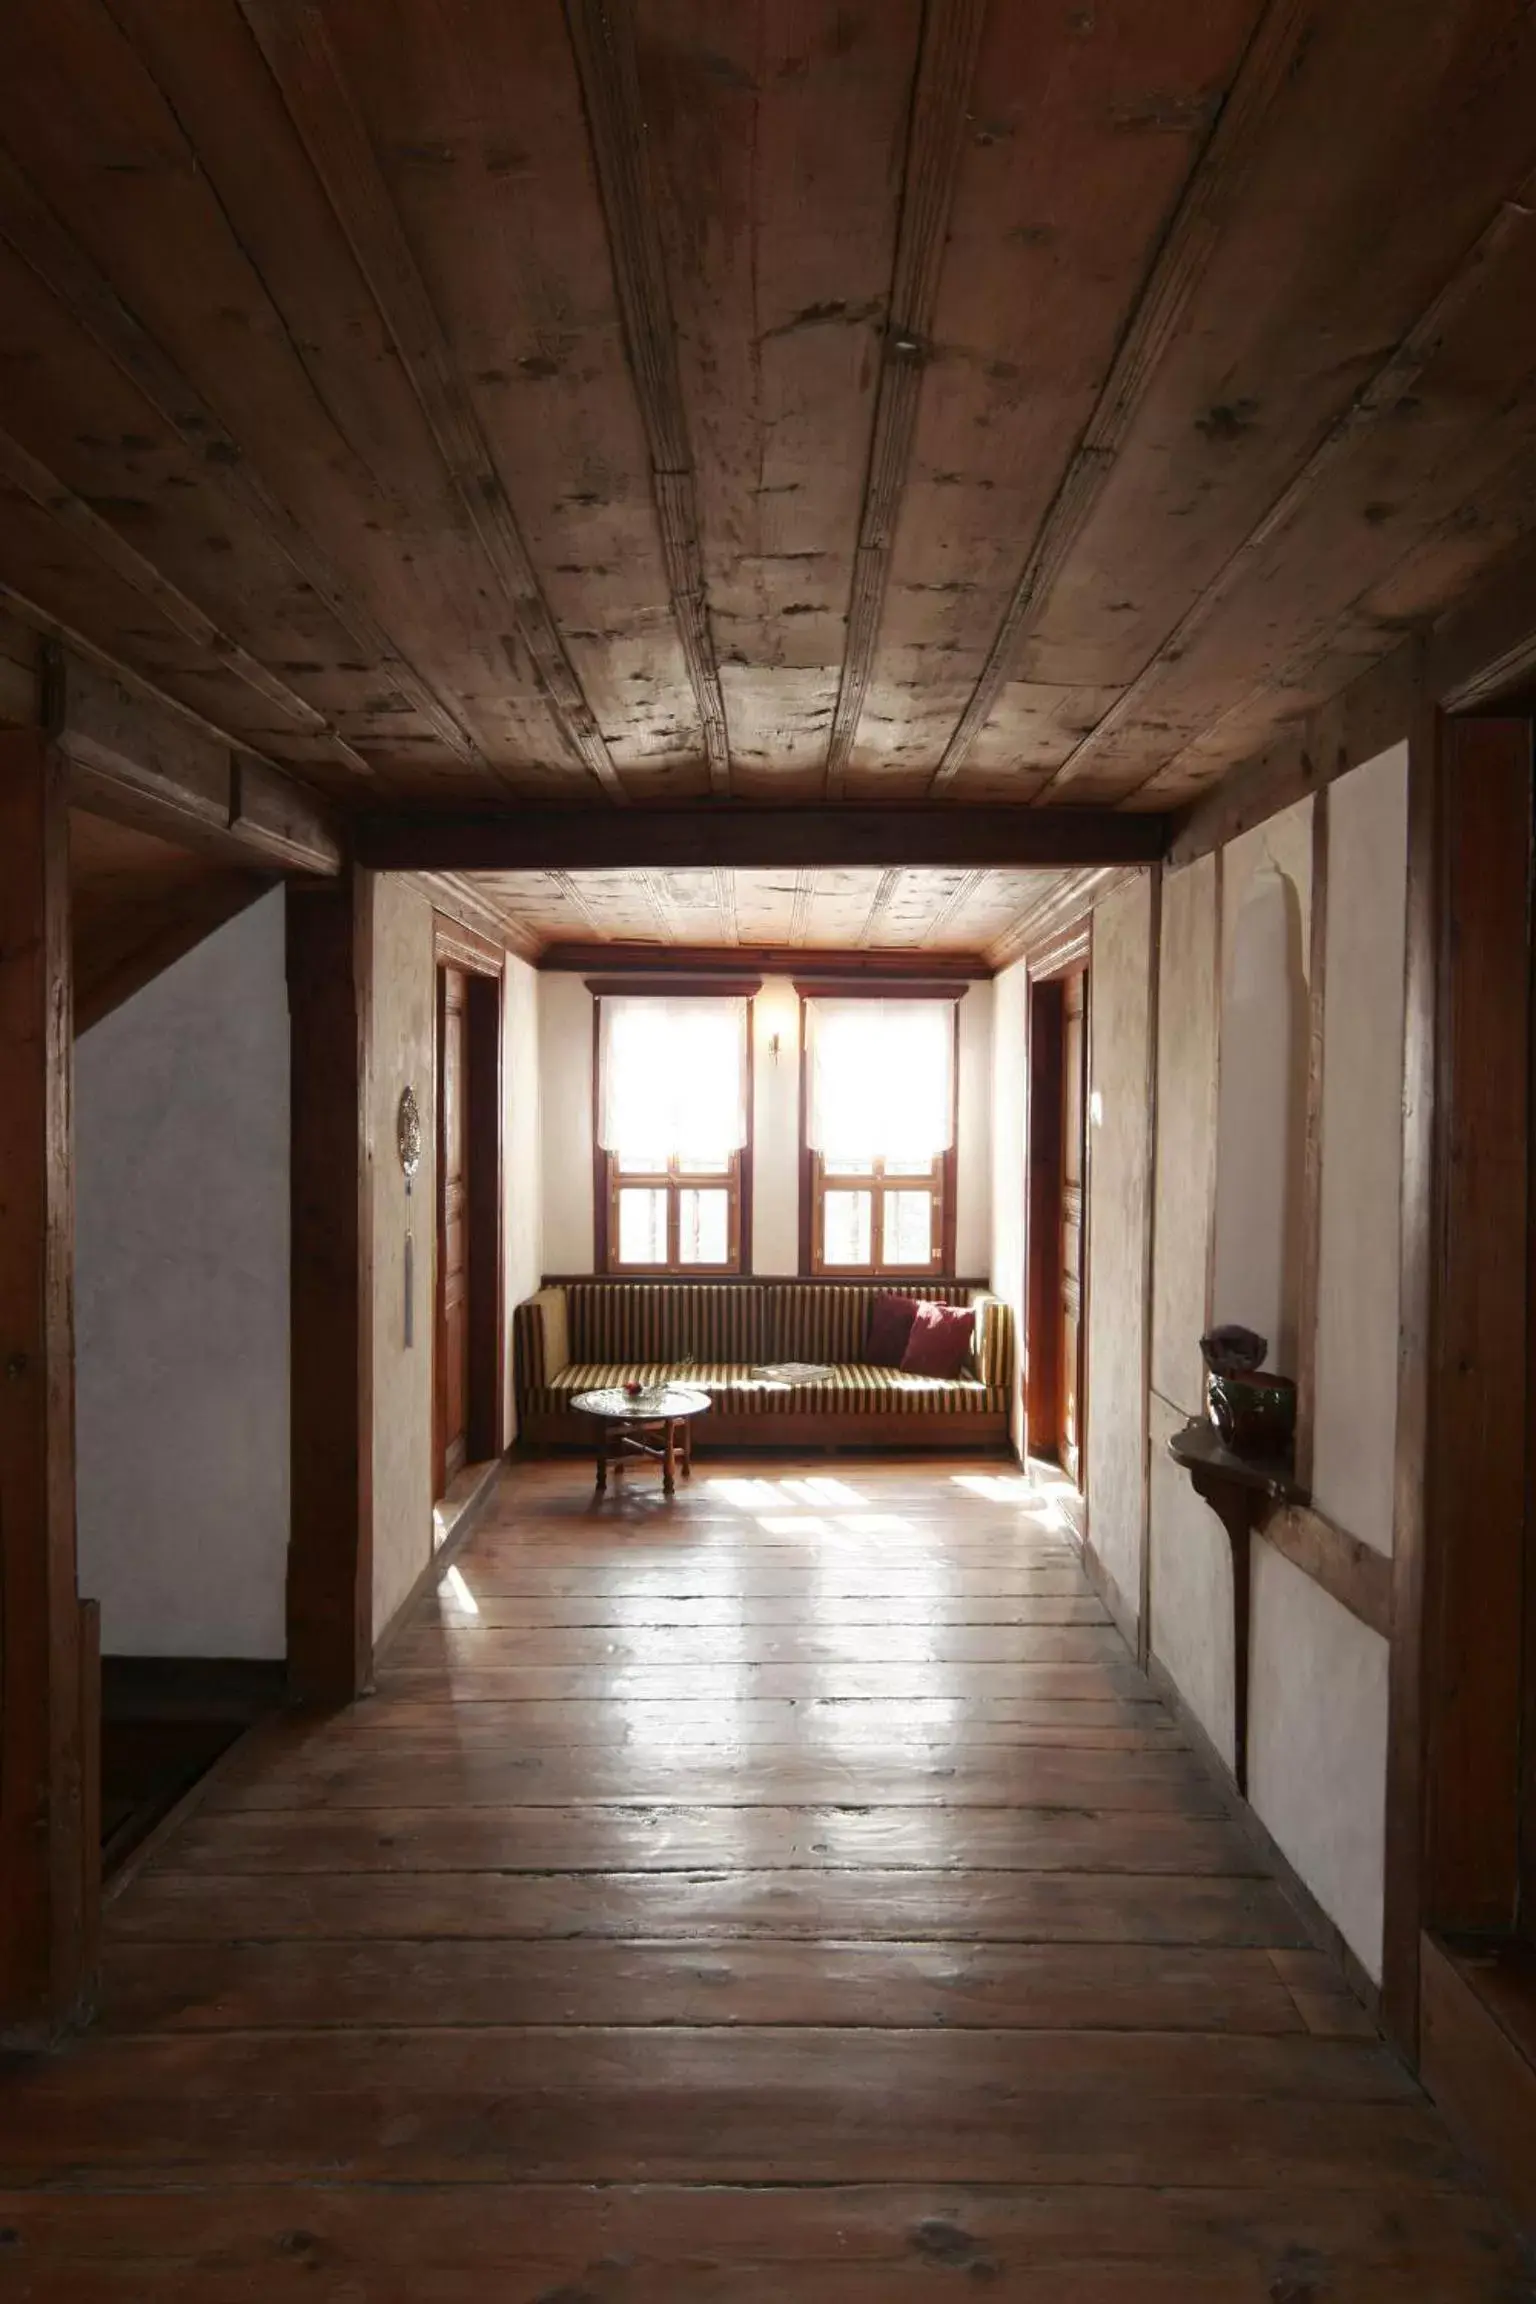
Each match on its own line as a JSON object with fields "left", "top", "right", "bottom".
{"left": 590, "top": 982, "right": 756, "bottom": 1275}
{"left": 796, "top": 986, "right": 961, "bottom": 1279}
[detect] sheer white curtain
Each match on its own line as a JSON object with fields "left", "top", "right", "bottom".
{"left": 805, "top": 999, "right": 955, "bottom": 1166}
{"left": 597, "top": 997, "right": 749, "bottom": 1163}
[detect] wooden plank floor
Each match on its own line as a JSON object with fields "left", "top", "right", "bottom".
{"left": 2, "top": 1454, "right": 1531, "bottom": 2299}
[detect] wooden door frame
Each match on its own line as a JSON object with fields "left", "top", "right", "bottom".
{"left": 432, "top": 915, "right": 505, "bottom": 1499}
{"left": 1385, "top": 707, "right": 1535, "bottom": 2054}
{"left": 1023, "top": 922, "right": 1092, "bottom": 1494}
{"left": 0, "top": 732, "right": 98, "bottom": 2040}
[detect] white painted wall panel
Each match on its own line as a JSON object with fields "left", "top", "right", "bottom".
{"left": 539, "top": 974, "right": 596, "bottom": 1275}
{"left": 1312, "top": 744, "right": 1409, "bottom": 1556}
{"left": 1249, "top": 1539, "right": 1389, "bottom": 1977}
{"left": 1148, "top": 1391, "right": 1235, "bottom": 1767}
{"left": 75, "top": 892, "right": 289, "bottom": 1659}
{"left": 1085, "top": 877, "right": 1153, "bottom": 1623}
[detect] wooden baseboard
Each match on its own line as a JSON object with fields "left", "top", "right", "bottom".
{"left": 1078, "top": 1531, "right": 1140, "bottom": 1656}
{"left": 1144, "top": 1649, "right": 1382, "bottom": 2024}
{"left": 100, "top": 1655, "right": 287, "bottom": 1722}
{"left": 1421, "top": 1933, "right": 1536, "bottom": 2237}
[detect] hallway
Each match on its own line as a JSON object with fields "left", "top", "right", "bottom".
{"left": 0, "top": 1456, "right": 1528, "bottom": 2298}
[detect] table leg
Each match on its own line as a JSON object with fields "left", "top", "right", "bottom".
{"left": 595, "top": 1431, "right": 608, "bottom": 1493}
{"left": 663, "top": 1419, "right": 677, "bottom": 1497}
{"left": 680, "top": 1417, "right": 693, "bottom": 1479}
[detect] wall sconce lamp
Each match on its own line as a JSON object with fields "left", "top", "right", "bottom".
{"left": 769, "top": 1030, "right": 783, "bottom": 1065}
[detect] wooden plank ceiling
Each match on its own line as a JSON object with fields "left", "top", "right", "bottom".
{"left": 4, "top": 0, "right": 1536, "bottom": 822}
{"left": 472, "top": 863, "right": 1078, "bottom": 966}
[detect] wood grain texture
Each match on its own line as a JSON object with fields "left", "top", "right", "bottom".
{"left": 0, "top": 732, "right": 92, "bottom": 2039}
{"left": 823, "top": 0, "right": 987, "bottom": 794}
{"left": 4, "top": 1452, "right": 1525, "bottom": 2286}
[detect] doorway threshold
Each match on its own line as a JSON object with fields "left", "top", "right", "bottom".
{"left": 432, "top": 1456, "right": 502, "bottom": 1559}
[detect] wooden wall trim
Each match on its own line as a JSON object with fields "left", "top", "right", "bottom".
{"left": 286, "top": 870, "right": 375, "bottom": 1705}
{"left": 0, "top": 732, "right": 94, "bottom": 2040}
{"left": 1258, "top": 1502, "right": 1393, "bottom": 1642}
{"left": 586, "top": 974, "right": 765, "bottom": 999}
{"left": 433, "top": 911, "right": 505, "bottom": 978}
{"left": 543, "top": 944, "right": 990, "bottom": 982}
{"left": 1292, "top": 786, "right": 1329, "bottom": 1492}
{"left": 1382, "top": 677, "right": 1440, "bottom": 2058}
{"left": 464, "top": 971, "right": 506, "bottom": 1464}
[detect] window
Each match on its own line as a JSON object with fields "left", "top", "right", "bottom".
{"left": 804, "top": 996, "right": 957, "bottom": 1276}
{"left": 595, "top": 994, "right": 750, "bottom": 1272}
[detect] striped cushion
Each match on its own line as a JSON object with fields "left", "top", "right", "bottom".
{"left": 564, "top": 1283, "right": 767, "bottom": 1365}
{"left": 540, "top": 1362, "right": 1000, "bottom": 1418}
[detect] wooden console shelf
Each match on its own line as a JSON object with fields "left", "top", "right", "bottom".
{"left": 1167, "top": 1418, "right": 1306, "bottom": 1796}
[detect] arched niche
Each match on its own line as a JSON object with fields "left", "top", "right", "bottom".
{"left": 1210, "top": 852, "right": 1309, "bottom": 1376}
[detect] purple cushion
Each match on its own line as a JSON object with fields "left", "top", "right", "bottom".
{"left": 900, "top": 1300, "right": 975, "bottom": 1379}
{"left": 865, "top": 1292, "right": 920, "bottom": 1368}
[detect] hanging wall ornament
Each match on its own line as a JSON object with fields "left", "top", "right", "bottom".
{"left": 397, "top": 1084, "right": 423, "bottom": 1347}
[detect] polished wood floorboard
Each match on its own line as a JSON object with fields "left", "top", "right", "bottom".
{"left": 1, "top": 1454, "right": 1529, "bottom": 2299}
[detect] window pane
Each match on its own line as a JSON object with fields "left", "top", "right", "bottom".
{"left": 614, "top": 1150, "right": 667, "bottom": 1176}
{"left": 679, "top": 1188, "right": 730, "bottom": 1265}
{"left": 676, "top": 1151, "right": 731, "bottom": 1177}
{"left": 883, "top": 1189, "right": 934, "bottom": 1266}
{"left": 823, "top": 1156, "right": 877, "bottom": 1178}
{"left": 822, "top": 1189, "right": 873, "bottom": 1267}
{"left": 882, "top": 1154, "right": 939, "bottom": 1180}
{"left": 616, "top": 1187, "right": 668, "bottom": 1265}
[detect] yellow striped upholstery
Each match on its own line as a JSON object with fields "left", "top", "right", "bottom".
{"left": 514, "top": 1281, "right": 1015, "bottom": 1430}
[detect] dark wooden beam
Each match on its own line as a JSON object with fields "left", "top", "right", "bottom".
{"left": 235, "top": 0, "right": 627, "bottom": 805}
{"left": 540, "top": 942, "right": 990, "bottom": 981}
{"left": 1259, "top": 1501, "right": 1393, "bottom": 1644}
{"left": 1046, "top": 182, "right": 1535, "bottom": 803}
{"left": 824, "top": 0, "right": 986, "bottom": 796}
{"left": 1429, "top": 522, "right": 1536, "bottom": 711}
{"left": 49, "top": 649, "right": 342, "bottom": 876}
{"left": 928, "top": 0, "right": 1311, "bottom": 790}
{"left": 0, "top": 732, "right": 95, "bottom": 2041}
{"left": 287, "top": 869, "right": 375, "bottom": 1705}
{"left": 0, "top": 143, "right": 486, "bottom": 776}
{"left": 564, "top": 0, "right": 730, "bottom": 795}
{"left": 356, "top": 805, "right": 1168, "bottom": 874}
{"left": 0, "top": 419, "right": 371, "bottom": 781}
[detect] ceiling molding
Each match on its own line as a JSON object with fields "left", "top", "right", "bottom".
{"left": 987, "top": 866, "right": 1133, "bottom": 970}
{"left": 564, "top": 0, "right": 730, "bottom": 794}
{"left": 356, "top": 804, "right": 1168, "bottom": 874}
{"left": 0, "top": 418, "right": 372, "bottom": 781}
{"left": 233, "top": 0, "right": 629, "bottom": 803}
{"left": 928, "top": 0, "right": 1312, "bottom": 790}
{"left": 0, "top": 144, "right": 487, "bottom": 776}
{"left": 823, "top": 0, "right": 987, "bottom": 795}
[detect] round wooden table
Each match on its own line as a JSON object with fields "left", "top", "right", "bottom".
{"left": 572, "top": 1385, "right": 712, "bottom": 1496}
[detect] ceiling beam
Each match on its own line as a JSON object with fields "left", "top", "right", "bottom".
{"left": 51, "top": 647, "right": 342, "bottom": 875}
{"left": 537, "top": 941, "right": 991, "bottom": 981}
{"left": 564, "top": 0, "right": 730, "bottom": 794}
{"left": 234, "top": 0, "right": 628, "bottom": 804}
{"left": 1048, "top": 171, "right": 1536, "bottom": 804}
{"left": 824, "top": 0, "right": 987, "bottom": 796}
{"left": 928, "top": 0, "right": 1311, "bottom": 792}
{"left": 355, "top": 804, "right": 1168, "bottom": 874}
{"left": 0, "top": 418, "right": 372, "bottom": 781}
{"left": 0, "top": 145, "right": 486, "bottom": 777}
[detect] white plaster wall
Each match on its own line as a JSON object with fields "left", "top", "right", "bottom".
{"left": 539, "top": 973, "right": 596, "bottom": 1274}
{"left": 1249, "top": 1540, "right": 1389, "bottom": 1975}
{"left": 370, "top": 875, "right": 436, "bottom": 1641}
{"left": 75, "top": 891, "right": 289, "bottom": 1658}
{"left": 988, "top": 959, "right": 1028, "bottom": 1450}
{"left": 1085, "top": 877, "right": 1154, "bottom": 1624}
{"left": 1312, "top": 744, "right": 1408, "bottom": 1555}
{"left": 1148, "top": 1391, "right": 1236, "bottom": 1766}
{"left": 503, "top": 952, "right": 543, "bottom": 1435}
{"left": 1151, "top": 855, "right": 1218, "bottom": 1417}
{"left": 538, "top": 974, "right": 995, "bottom": 1280}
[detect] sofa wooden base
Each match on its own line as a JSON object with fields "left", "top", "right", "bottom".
{"left": 519, "top": 1409, "right": 1011, "bottom": 1452}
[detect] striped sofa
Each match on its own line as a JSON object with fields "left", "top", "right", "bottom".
{"left": 513, "top": 1280, "right": 1015, "bottom": 1450}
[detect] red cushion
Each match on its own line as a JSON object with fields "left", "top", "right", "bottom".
{"left": 900, "top": 1299, "right": 975, "bottom": 1379}
{"left": 865, "top": 1291, "right": 920, "bottom": 1368}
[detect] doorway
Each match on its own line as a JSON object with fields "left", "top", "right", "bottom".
{"left": 432, "top": 918, "right": 506, "bottom": 1505}
{"left": 1026, "top": 957, "right": 1089, "bottom": 1487}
